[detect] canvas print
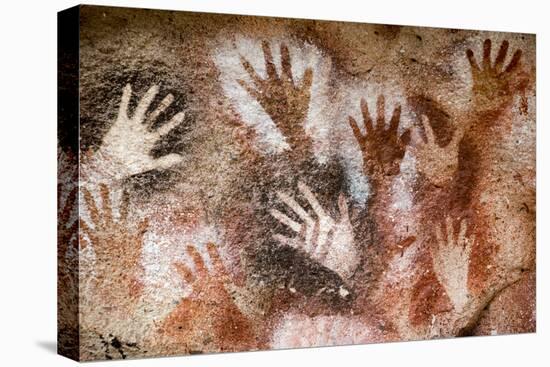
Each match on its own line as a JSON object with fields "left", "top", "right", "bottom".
{"left": 57, "top": 5, "right": 536, "bottom": 361}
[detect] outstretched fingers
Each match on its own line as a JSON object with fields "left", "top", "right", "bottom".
{"left": 505, "top": 49, "right": 522, "bottom": 73}
{"left": 261, "top": 40, "right": 277, "bottom": 80}
{"left": 304, "top": 220, "right": 319, "bottom": 255}
{"left": 420, "top": 115, "right": 436, "bottom": 145}
{"left": 298, "top": 181, "right": 327, "bottom": 220}
{"left": 400, "top": 129, "right": 411, "bottom": 147}
{"left": 137, "top": 218, "right": 149, "bottom": 237}
{"left": 280, "top": 43, "right": 294, "bottom": 84}
{"left": 457, "top": 219, "right": 473, "bottom": 256}
{"left": 118, "top": 84, "right": 132, "bottom": 120}
{"left": 276, "top": 191, "right": 312, "bottom": 224}
{"left": 155, "top": 111, "right": 185, "bottom": 138}
{"left": 465, "top": 234, "right": 474, "bottom": 257}
{"left": 412, "top": 124, "right": 425, "bottom": 147}
{"left": 434, "top": 221, "right": 444, "bottom": 249}
{"left": 270, "top": 209, "right": 302, "bottom": 232}
{"left": 240, "top": 56, "right": 264, "bottom": 89}
{"left": 482, "top": 39, "right": 492, "bottom": 71}
{"left": 79, "top": 219, "right": 98, "bottom": 247}
{"left": 82, "top": 187, "right": 101, "bottom": 230}
{"left": 445, "top": 216, "right": 455, "bottom": 246}
{"left": 449, "top": 124, "right": 464, "bottom": 147}
{"left": 300, "top": 68, "right": 314, "bottom": 92}
{"left": 119, "top": 190, "right": 130, "bottom": 224}
{"left": 273, "top": 233, "right": 301, "bottom": 249}
{"left": 237, "top": 79, "right": 262, "bottom": 101}
{"left": 133, "top": 84, "right": 160, "bottom": 123}
{"left": 376, "top": 95, "right": 386, "bottom": 128}
{"left": 494, "top": 40, "right": 509, "bottom": 73}
{"left": 466, "top": 49, "right": 480, "bottom": 73}
{"left": 458, "top": 219, "right": 468, "bottom": 246}
{"left": 389, "top": 105, "right": 402, "bottom": 134}
{"left": 186, "top": 245, "right": 207, "bottom": 277}
{"left": 467, "top": 39, "right": 522, "bottom": 76}
{"left": 174, "top": 262, "right": 194, "bottom": 284}
{"left": 99, "top": 184, "right": 113, "bottom": 227}
{"left": 398, "top": 236, "right": 417, "bottom": 249}
{"left": 360, "top": 98, "right": 374, "bottom": 135}
{"left": 348, "top": 116, "right": 364, "bottom": 146}
{"left": 154, "top": 153, "right": 183, "bottom": 171}
{"left": 206, "top": 242, "right": 227, "bottom": 278}
{"left": 146, "top": 93, "right": 174, "bottom": 128}
{"left": 337, "top": 193, "right": 350, "bottom": 222}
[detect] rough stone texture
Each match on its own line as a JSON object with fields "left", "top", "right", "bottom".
{"left": 57, "top": 5, "right": 536, "bottom": 362}
{"left": 470, "top": 270, "right": 536, "bottom": 336}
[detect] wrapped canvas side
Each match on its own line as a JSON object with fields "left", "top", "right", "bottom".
{"left": 57, "top": 5, "right": 80, "bottom": 361}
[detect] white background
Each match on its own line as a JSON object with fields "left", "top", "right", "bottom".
{"left": 0, "top": 0, "right": 547, "bottom": 365}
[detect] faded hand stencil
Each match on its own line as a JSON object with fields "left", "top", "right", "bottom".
{"left": 431, "top": 218, "right": 474, "bottom": 313}
{"left": 58, "top": 5, "right": 536, "bottom": 361}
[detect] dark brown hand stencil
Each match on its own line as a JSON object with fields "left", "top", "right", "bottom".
{"left": 466, "top": 39, "right": 528, "bottom": 113}
{"left": 348, "top": 96, "right": 410, "bottom": 180}
{"left": 238, "top": 41, "right": 314, "bottom": 152}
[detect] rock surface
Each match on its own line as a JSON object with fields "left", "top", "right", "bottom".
{"left": 57, "top": 5, "right": 536, "bottom": 361}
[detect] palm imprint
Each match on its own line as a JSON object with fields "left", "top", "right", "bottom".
{"left": 348, "top": 96, "right": 410, "bottom": 179}
{"left": 413, "top": 115, "right": 462, "bottom": 186}
{"left": 238, "top": 41, "right": 313, "bottom": 152}
{"left": 270, "top": 181, "right": 358, "bottom": 280}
